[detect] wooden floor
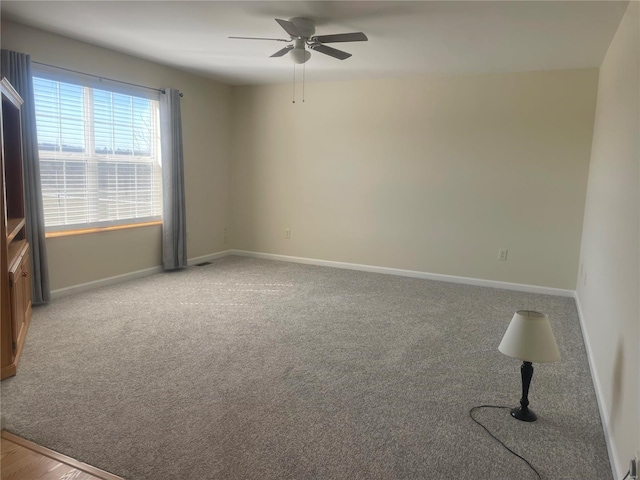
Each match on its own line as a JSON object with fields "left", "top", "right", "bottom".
{"left": 1, "top": 431, "right": 123, "bottom": 480}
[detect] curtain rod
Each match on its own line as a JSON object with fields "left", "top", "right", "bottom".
{"left": 32, "top": 61, "right": 183, "bottom": 97}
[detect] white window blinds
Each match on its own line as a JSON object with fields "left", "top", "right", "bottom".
{"left": 33, "top": 75, "right": 162, "bottom": 231}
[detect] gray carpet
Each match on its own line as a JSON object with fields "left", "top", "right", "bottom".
{"left": 1, "top": 256, "right": 611, "bottom": 480}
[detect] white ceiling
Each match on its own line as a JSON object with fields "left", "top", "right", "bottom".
{"left": 1, "top": 1, "right": 629, "bottom": 86}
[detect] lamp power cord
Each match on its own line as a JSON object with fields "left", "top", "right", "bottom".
{"left": 469, "top": 405, "right": 542, "bottom": 480}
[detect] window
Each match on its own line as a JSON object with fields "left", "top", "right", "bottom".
{"left": 33, "top": 75, "right": 162, "bottom": 232}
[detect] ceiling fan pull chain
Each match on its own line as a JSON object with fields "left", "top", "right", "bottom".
{"left": 302, "top": 61, "right": 305, "bottom": 103}
{"left": 292, "top": 61, "right": 296, "bottom": 104}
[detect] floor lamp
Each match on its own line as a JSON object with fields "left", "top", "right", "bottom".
{"left": 498, "top": 310, "right": 560, "bottom": 422}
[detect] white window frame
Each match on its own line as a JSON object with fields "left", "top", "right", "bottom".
{"left": 33, "top": 66, "right": 163, "bottom": 233}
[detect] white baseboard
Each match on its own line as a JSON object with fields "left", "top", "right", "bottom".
{"left": 51, "top": 249, "right": 573, "bottom": 300}
{"left": 573, "top": 293, "right": 620, "bottom": 480}
{"left": 51, "top": 250, "right": 235, "bottom": 299}
{"left": 51, "top": 265, "right": 164, "bottom": 299}
{"left": 230, "top": 250, "right": 575, "bottom": 297}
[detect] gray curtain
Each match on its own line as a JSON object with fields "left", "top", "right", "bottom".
{"left": 1, "top": 50, "right": 50, "bottom": 304}
{"left": 159, "top": 88, "right": 187, "bottom": 270}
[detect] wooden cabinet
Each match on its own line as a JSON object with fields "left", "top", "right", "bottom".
{"left": 9, "top": 242, "right": 31, "bottom": 354}
{"left": 1, "top": 77, "right": 31, "bottom": 380}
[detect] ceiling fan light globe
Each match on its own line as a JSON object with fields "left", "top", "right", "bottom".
{"left": 291, "top": 49, "right": 311, "bottom": 64}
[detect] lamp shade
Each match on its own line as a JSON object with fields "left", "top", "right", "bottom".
{"left": 498, "top": 310, "right": 560, "bottom": 363}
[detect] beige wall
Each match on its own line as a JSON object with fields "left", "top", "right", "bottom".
{"left": 1, "top": 20, "right": 233, "bottom": 291}
{"left": 230, "top": 69, "right": 598, "bottom": 289}
{"left": 576, "top": 1, "right": 639, "bottom": 475}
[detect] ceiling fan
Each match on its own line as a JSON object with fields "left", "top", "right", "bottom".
{"left": 230, "top": 17, "right": 368, "bottom": 64}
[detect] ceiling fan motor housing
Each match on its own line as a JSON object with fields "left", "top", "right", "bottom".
{"left": 290, "top": 21, "right": 314, "bottom": 64}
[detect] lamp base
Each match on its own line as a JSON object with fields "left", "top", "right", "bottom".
{"left": 510, "top": 406, "right": 537, "bottom": 422}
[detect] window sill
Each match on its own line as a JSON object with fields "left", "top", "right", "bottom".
{"left": 45, "top": 220, "right": 162, "bottom": 239}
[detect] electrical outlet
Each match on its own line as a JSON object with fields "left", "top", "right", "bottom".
{"left": 285, "top": 228, "right": 291, "bottom": 239}
{"left": 498, "top": 249, "right": 508, "bottom": 261}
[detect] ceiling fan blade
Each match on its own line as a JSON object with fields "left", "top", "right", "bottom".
{"left": 310, "top": 44, "right": 352, "bottom": 60}
{"left": 229, "top": 36, "right": 290, "bottom": 42}
{"left": 311, "top": 32, "right": 368, "bottom": 43}
{"left": 270, "top": 45, "right": 294, "bottom": 57}
{"left": 275, "top": 18, "right": 302, "bottom": 38}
